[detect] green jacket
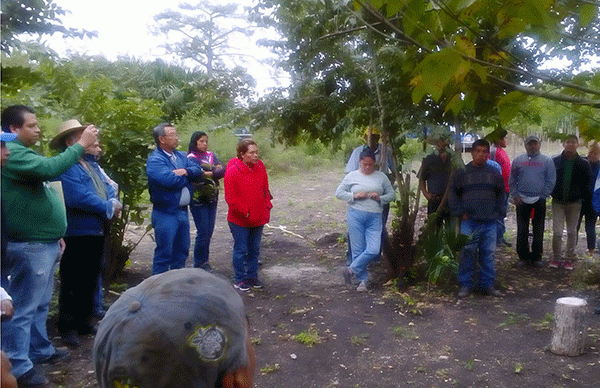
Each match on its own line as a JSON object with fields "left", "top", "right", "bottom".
{"left": 1, "top": 140, "right": 84, "bottom": 242}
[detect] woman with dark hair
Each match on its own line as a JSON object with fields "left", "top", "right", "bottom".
{"left": 224, "top": 139, "right": 272, "bottom": 291}
{"left": 335, "top": 149, "right": 395, "bottom": 292}
{"left": 187, "top": 131, "right": 225, "bottom": 271}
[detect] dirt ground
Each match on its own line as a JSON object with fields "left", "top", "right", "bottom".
{"left": 45, "top": 167, "right": 600, "bottom": 388}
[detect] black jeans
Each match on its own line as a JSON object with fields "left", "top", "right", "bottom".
{"left": 515, "top": 199, "right": 546, "bottom": 263}
{"left": 58, "top": 235, "right": 104, "bottom": 334}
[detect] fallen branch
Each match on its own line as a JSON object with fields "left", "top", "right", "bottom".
{"left": 265, "top": 224, "right": 305, "bottom": 239}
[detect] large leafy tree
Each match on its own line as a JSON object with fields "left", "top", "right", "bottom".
{"left": 1, "top": 0, "right": 95, "bottom": 53}
{"left": 255, "top": 0, "right": 599, "bottom": 142}
{"left": 153, "top": 0, "right": 253, "bottom": 77}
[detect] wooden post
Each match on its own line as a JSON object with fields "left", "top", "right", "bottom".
{"left": 551, "top": 297, "right": 588, "bottom": 356}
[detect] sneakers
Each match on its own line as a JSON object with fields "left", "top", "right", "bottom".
{"left": 356, "top": 281, "right": 368, "bottom": 292}
{"left": 342, "top": 268, "right": 355, "bottom": 285}
{"left": 549, "top": 260, "right": 574, "bottom": 270}
{"left": 484, "top": 287, "right": 504, "bottom": 297}
{"left": 36, "top": 347, "right": 70, "bottom": 365}
{"left": 246, "top": 278, "right": 263, "bottom": 289}
{"left": 17, "top": 367, "right": 49, "bottom": 387}
{"left": 457, "top": 286, "right": 472, "bottom": 298}
{"left": 233, "top": 280, "right": 250, "bottom": 291}
{"left": 563, "top": 261, "right": 573, "bottom": 270}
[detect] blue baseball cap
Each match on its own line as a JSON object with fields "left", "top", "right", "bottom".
{"left": 93, "top": 268, "right": 251, "bottom": 388}
{"left": 0, "top": 132, "right": 17, "bottom": 142}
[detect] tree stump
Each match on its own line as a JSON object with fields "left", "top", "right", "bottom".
{"left": 550, "top": 297, "right": 588, "bottom": 356}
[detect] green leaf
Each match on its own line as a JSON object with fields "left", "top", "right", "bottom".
{"left": 455, "top": 36, "right": 476, "bottom": 57}
{"left": 471, "top": 63, "right": 488, "bottom": 82}
{"left": 580, "top": 4, "right": 598, "bottom": 27}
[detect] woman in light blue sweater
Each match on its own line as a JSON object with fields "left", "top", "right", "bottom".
{"left": 335, "top": 149, "right": 396, "bottom": 291}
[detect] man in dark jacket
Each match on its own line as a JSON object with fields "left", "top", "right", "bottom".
{"left": 146, "top": 123, "right": 202, "bottom": 275}
{"left": 550, "top": 135, "right": 593, "bottom": 270}
{"left": 450, "top": 139, "right": 505, "bottom": 298}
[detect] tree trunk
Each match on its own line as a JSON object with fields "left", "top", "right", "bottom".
{"left": 551, "top": 297, "right": 588, "bottom": 356}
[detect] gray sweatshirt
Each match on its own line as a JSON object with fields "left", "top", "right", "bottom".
{"left": 509, "top": 152, "right": 556, "bottom": 200}
{"left": 335, "top": 170, "right": 396, "bottom": 213}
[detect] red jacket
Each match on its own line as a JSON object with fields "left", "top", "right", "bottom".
{"left": 224, "top": 157, "right": 272, "bottom": 227}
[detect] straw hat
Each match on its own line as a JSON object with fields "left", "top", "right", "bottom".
{"left": 50, "top": 119, "right": 86, "bottom": 149}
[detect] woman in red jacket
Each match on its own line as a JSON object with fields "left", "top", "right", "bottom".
{"left": 224, "top": 139, "right": 272, "bottom": 291}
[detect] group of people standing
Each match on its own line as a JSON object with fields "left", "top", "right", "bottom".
{"left": 421, "top": 129, "right": 598, "bottom": 298}
{"left": 145, "top": 123, "right": 272, "bottom": 292}
{"left": 0, "top": 105, "right": 272, "bottom": 387}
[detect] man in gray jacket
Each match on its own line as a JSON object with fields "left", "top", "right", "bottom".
{"left": 509, "top": 135, "right": 556, "bottom": 268}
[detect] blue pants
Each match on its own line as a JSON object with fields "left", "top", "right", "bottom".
{"left": 151, "top": 207, "right": 190, "bottom": 275}
{"left": 1, "top": 241, "right": 61, "bottom": 378}
{"left": 228, "top": 222, "right": 263, "bottom": 283}
{"left": 346, "top": 203, "right": 389, "bottom": 265}
{"left": 347, "top": 208, "right": 382, "bottom": 282}
{"left": 458, "top": 219, "right": 497, "bottom": 289}
{"left": 190, "top": 201, "right": 218, "bottom": 268}
{"left": 496, "top": 192, "right": 509, "bottom": 241}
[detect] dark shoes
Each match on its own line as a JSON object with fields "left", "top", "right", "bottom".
{"left": 498, "top": 238, "right": 512, "bottom": 247}
{"left": 246, "top": 278, "right": 263, "bottom": 289}
{"left": 516, "top": 260, "right": 543, "bottom": 269}
{"left": 484, "top": 287, "right": 504, "bottom": 297}
{"left": 343, "top": 268, "right": 356, "bottom": 285}
{"left": 37, "top": 348, "right": 70, "bottom": 365}
{"left": 61, "top": 330, "right": 81, "bottom": 348}
{"left": 458, "top": 286, "right": 503, "bottom": 298}
{"left": 457, "top": 286, "right": 472, "bottom": 298}
{"left": 17, "top": 367, "right": 49, "bottom": 387}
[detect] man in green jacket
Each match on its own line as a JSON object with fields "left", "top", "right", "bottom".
{"left": 1, "top": 105, "right": 97, "bottom": 387}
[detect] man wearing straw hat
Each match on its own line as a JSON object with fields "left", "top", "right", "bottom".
{"left": 1, "top": 106, "right": 97, "bottom": 387}
{"left": 51, "top": 120, "right": 122, "bottom": 348}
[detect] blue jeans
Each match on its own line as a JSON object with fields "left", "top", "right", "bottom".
{"left": 346, "top": 203, "right": 389, "bottom": 265}
{"left": 458, "top": 219, "right": 497, "bottom": 289}
{"left": 496, "top": 192, "right": 509, "bottom": 241}
{"left": 347, "top": 208, "right": 382, "bottom": 282}
{"left": 151, "top": 207, "right": 190, "bottom": 275}
{"left": 190, "top": 201, "right": 218, "bottom": 268}
{"left": 1, "top": 241, "right": 61, "bottom": 377}
{"left": 228, "top": 222, "right": 263, "bottom": 283}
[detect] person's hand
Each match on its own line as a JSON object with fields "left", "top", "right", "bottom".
{"left": 173, "top": 168, "right": 188, "bottom": 176}
{"left": 353, "top": 192, "right": 369, "bottom": 200}
{"left": 423, "top": 191, "right": 434, "bottom": 201}
{"left": 368, "top": 192, "right": 380, "bottom": 201}
{"left": 59, "top": 238, "right": 66, "bottom": 256}
{"left": 204, "top": 171, "right": 214, "bottom": 178}
{"left": 1, "top": 299, "right": 14, "bottom": 321}
{"left": 77, "top": 125, "right": 99, "bottom": 149}
{"left": 113, "top": 201, "right": 122, "bottom": 218}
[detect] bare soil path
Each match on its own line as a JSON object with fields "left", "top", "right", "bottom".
{"left": 47, "top": 167, "right": 600, "bottom": 388}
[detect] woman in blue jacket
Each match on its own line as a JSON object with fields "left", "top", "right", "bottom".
{"left": 52, "top": 121, "right": 121, "bottom": 348}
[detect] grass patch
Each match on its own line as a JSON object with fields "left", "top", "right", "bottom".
{"left": 531, "top": 312, "right": 554, "bottom": 331}
{"left": 295, "top": 325, "right": 322, "bottom": 347}
{"left": 499, "top": 312, "right": 530, "bottom": 327}
{"left": 350, "top": 334, "right": 369, "bottom": 346}
{"left": 260, "top": 363, "right": 280, "bottom": 374}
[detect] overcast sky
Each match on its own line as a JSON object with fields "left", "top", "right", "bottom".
{"left": 49, "top": 0, "right": 287, "bottom": 94}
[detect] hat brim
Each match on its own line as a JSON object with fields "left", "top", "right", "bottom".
{"left": 49, "top": 126, "right": 86, "bottom": 149}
